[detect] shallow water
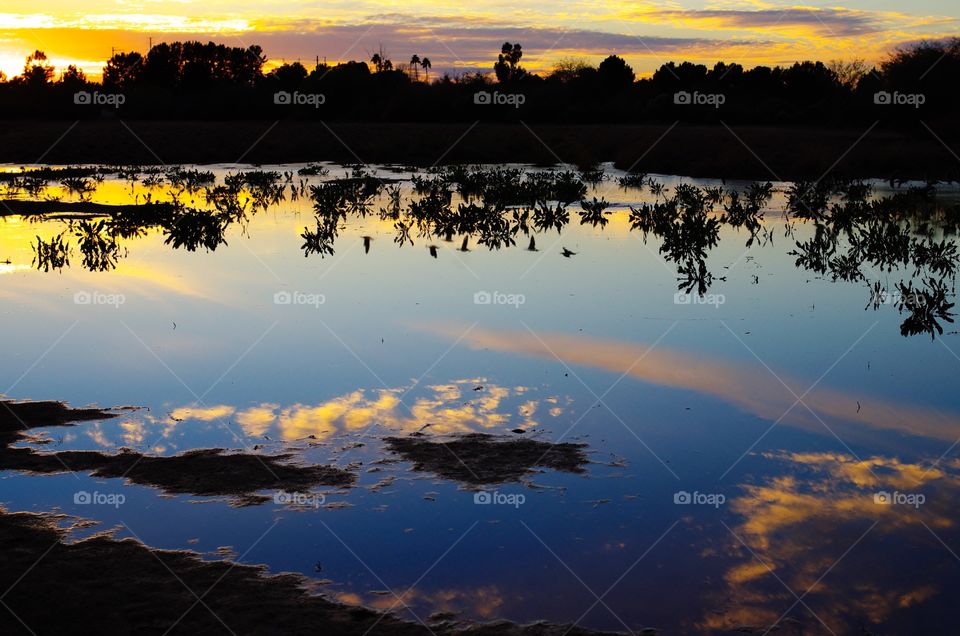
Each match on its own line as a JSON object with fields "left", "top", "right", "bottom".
{"left": 2, "top": 163, "right": 960, "bottom": 634}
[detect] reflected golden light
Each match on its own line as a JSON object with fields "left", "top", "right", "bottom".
{"left": 236, "top": 404, "right": 277, "bottom": 437}
{"left": 700, "top": 451, "right": 960, "bottom": 632}
{"left": 120, "top": 420, "right": 145, "bottom": 446}
{"left": 1, "top": 2, "right": 957, "bottom": 79}
{"left": 0, "top": 263, "right": 31, "bottom": 275}
{"left": 169, "top": 405, "right": 235, "bottom": 421}
{"left": 344, "top": 584, "right": 505, "bottom": 619}
{"left": 168, "top": 380, "right": 566, "bottom": 442}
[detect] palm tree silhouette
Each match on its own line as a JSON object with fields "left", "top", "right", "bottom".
{"left": 421, "top": 57, "right": 431, "bottom": 82}
{"left": 410, "top": 55, "right": 421, "bottom": 81}
{"left": 370, "top": 45, "right": 392, "bottom": 73}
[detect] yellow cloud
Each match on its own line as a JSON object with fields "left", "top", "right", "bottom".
{"left": 169, "top": 404, "right": 235, "bottom": 421}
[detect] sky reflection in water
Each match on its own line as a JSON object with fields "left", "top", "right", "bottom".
{"left": 1, "top": 164, "right": 960, "bottom": 633}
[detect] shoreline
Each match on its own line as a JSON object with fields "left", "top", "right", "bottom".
{"left": 0, "top": 401, "right": 617, "bottom": 634}
{"left": 0, "top": 507, "right": 618, "bottom": 635}
{"left": 1, "top": 121, "right": 957, "bottom": 181}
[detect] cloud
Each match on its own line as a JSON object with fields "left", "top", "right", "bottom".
{"left": 645, "top": 7, "right": 886, "bottom": 37}
{"left": 203, "top": 380, "right": 563, "bottom": 441}
{"left": 696, "top": 450, "right": 959, "bottom": 631}
{"left": 422, "top": 323, "right": 960, "bottom": 444}
{"left": 0, "top": 15, "right": 776, "bottom": 78}
{"left": 0, "top": 5, "right": 956, "bottom": 78}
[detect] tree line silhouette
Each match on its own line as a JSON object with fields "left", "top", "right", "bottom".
{"left": 0, "top": 38, "right": 958, "bottom": 127}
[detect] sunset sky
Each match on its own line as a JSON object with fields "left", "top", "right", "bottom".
{"left": 0, "top": 0, "right": 957, "bottom": 80}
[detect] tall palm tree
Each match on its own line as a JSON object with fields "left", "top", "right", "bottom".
{"left": 420, "top": 57, "right": 431, "bottom": 82}
{"left": 370, "top": 44, "right": 391, "bottom": 73}
{"left": 409, "top": 54, "right": 421, "bottom": 81}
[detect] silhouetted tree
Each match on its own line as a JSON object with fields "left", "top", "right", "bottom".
{"left": 495, "top": 43, "right": 525, "bottom": 83}
{"left": 880, "top": 39, "right": 960, "bottom": 115}
{"left": 597, "top": 55, "right": 634, "bottom": 88}
{"left": 829, "top": 58, "right": 868, "bottom": 90}
{"left": 1, "top": 37, "right": 958, "bottom": 126}
{"left": 267, "top": 62, "right": 308, "bottom": 87}
{"left": 60, "top": 65, "right": 87, "bottom": 88}
{"left": 21, "top": 50, "right": 54, "bottom": 87}
{"left": 370, "top": 45, "right": 393, "bottom": 72}
{"left": 548, "top": 58, "right": 593, "bottom": 83}
{"left": 652, "top": 61, "right": 708, "bottom": 88}
{"left": 410, "top": 55, "right": 421, "bottom": 81}
{"left": 103, "top": 52, "right": 144, "bottom": 90}
{"left": 781, "top": 61, "right": 841, "bottom": 99}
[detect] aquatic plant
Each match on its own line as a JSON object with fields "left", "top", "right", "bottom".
{"left": 32, "top": 233, "right": 70, "bottom": 272}
{"left": 59, "top": 177, "right": 97, "bottom": 199}
{"left": 617, "top": 172, "right": 646, "bottom": 189}
{"left": 163, "top": 209, "right": 229, "bottom": 252}
{"left": 297, "top": 164, "right": 330, "bottom": 177}
{"left": 896, "top": 278, "right": 956, "bottom": 338}
{"left": 532, "top": 202, "right": 570, "bottom": 234}
{"left": 301, "top": 217, "right": 339, "bottom": 257}
{"left": 578, "top": 197, "right": 611, "bottom": 227}
{"left": 166, "top": 168, "right": 216, "bottom": 192}
{"left": 72, "top": 220, "right": 124, "bottom": 271}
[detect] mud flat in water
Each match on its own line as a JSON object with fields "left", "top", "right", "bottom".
{"left": 0, "top": 402, "right": 615, "bottom": 635}
{"left": 384, "top": 433, "right": 589, "bottom": 485}
{"left": 0, "top": 507, "right": 621, "bottom": 635}
{"left": 0, "top": 400, "right": 354, "bottom": 503}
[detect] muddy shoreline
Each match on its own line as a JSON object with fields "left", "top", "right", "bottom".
{"left": 0, "top": 507, "right": 617, "bottom": 635}
{"left": 0, "top": 400, "right": 615, "bottom": 634}
{"left": 1, "top": 121, "right": 957, "bottom": 181}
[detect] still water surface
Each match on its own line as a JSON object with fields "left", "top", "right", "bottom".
{"left": 2, "top": 163, "right": 959, "bottom": 633}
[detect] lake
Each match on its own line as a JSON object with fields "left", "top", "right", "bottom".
{"left": 2, "top": 163, "right": 959, "bottom": 634}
